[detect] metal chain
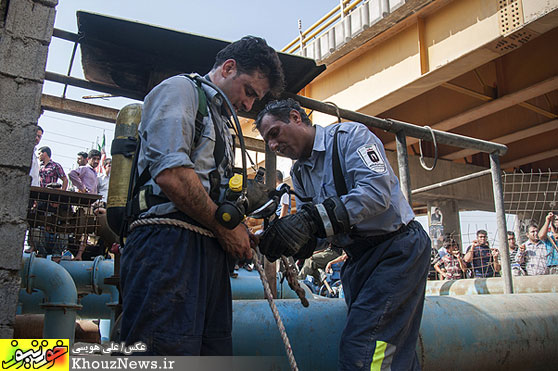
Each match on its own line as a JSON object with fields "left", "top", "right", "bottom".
{"left": 128, "top": 217, "right": 299, "bottom": 371}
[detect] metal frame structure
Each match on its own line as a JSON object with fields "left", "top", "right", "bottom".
{"left": 43, "top": 28, "right": 514, "bottom": 294}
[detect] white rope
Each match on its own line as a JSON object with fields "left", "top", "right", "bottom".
{"left": 253, "top": 252, "right": 299, "bottom": 371}
{"left": 129, "top": 217, "right": 215, "bottom": 237}
{"left": 128, "top": 217, "right": 299, "bottom": 370}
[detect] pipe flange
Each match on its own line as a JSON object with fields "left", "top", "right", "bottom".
{"left": 40, "top": 302, "right": 83, "bottom": 311}
{"left": 24, "top": 253, "right": 36, "bottom": 295}
{"left": 91, "top": 255, "right": 104, "bottom": 295}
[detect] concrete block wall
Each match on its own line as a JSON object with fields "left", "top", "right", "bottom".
{"left": 0, "top": 0, "right": 57, "bottom": 338}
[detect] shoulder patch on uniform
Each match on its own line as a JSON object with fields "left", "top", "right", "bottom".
{"left": 357, "top": 144, "right": 387, "bottom": 174}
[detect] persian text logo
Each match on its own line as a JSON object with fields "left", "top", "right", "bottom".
{"left": 1, "top": 339, "right": 69, "bottom": 370}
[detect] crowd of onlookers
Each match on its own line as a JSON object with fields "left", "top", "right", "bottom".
{"left": 26, "top": 126, "right": 113, "bottom": 261}
{"left": 30, "top": 126, "right": 111, "bottom": 199}
{"left": 429, "top": 213, "right": 558, "bottom": 280}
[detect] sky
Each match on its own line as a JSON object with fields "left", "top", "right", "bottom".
{"left": 36, "top": 0, "right": 515, "bottom": 248}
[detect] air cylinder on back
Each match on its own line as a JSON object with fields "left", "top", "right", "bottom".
{"left": 107, "top": 103, "right": 142, "bottom": 235}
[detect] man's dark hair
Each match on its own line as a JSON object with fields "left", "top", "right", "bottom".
{"left": 507, "top": 231, "right": 515, "bottom": 237}
{"left": 37, "top": 125, "right": 44, "bottom": 133}
{"left": 276, "top": 170, "right": 284, "bottom": 182}
{"left": 88, "top": 149, "right": 102, "bottom": 158}
{"left": 254, "top": 98, "right": 312, "bottom": 129}
{"left": 442, "top": 236, "right": 458, "bottom": 249}
{"left": 527, "top": 223, "right": 538, "bottom": 230}
{"left": 213, "top": 36, "right": 285, "bottom": 98}
{"left": 77, "top": 151, "right": 88, "bottom": 159}
{"left": 476, "top": 229, "right": 488, "bottom": 236}
{"left": 38, "top": 146, "right": 51, "bottom": 158}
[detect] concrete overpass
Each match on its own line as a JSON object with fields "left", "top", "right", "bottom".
{"left": 249, "top": 0, "right": 558, "bottom": 240}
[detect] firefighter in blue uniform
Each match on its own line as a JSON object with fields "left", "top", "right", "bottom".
{"left": 119, "top": 37, "right": 284, "bottom": 355}
{"left": 255, "top": 99, "right": 431, "bottom": 370}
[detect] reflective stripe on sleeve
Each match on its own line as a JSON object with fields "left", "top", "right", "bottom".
{"left": 315, "top": 203, "right": 334, "bottom": 237}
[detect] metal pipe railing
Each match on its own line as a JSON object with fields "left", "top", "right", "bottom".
{"left": 411, "top": 169, "right": 492, "bottom": 195}
{"left": 396, "top": 131, "right": 412, "bottom": 204}
{"left": 490, "top": 153, "right": 513, "bottom": 294}
{"left": 286, "top": 93, "right": 508, "bottom": 156}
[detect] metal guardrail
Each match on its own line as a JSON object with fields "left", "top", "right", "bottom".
{"left": 282, "top": 0, "right": 364, "bottom": 54}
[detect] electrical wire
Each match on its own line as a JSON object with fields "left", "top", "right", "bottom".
{"left": 43, "top": 130, "right": 96, "bottom": 144}
{"left": 41, "top": 138, "right": 90, "bottom": 150}
{"left": 41, "top": 113, "right": 116, "bottom": 131}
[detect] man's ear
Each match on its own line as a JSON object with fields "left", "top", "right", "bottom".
{"left": 221, "top": 59, "right": 237, "bottom": 78}
{"left": 290, "top": 109, "right": 302, "bottom": 125}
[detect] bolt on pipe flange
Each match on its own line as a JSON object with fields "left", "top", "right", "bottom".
{"left": 23, "top": 253, "right": 36, "bottom": 294}
{"left": 41, "top": 302, "right": 83, "bottom": 311}
{"left": 91, "top": 255, "right": 104, "bottom": 295}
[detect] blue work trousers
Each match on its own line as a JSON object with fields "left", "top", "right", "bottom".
{"left": 119, "top": 224, "right": 232, "bottom": 356}
{"left": 339, "top": 221, "right": 431, "bottom": 370}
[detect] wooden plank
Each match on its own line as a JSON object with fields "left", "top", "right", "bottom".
{"left": 237, "top": 136, "right": 266, "bottom": 153}
{"left": 41, "top": 94, "right": 119, "bottom": 123}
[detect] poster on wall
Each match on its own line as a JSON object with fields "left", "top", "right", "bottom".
{"left": 429, "top": 207, "right": 443, "bottom": 248}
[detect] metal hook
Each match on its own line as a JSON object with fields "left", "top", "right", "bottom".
{"left": 324, "top": 101, "right": 342, "bottom": 123}
{"left": 419, "top": 125, "right": 438, "bottom": 171}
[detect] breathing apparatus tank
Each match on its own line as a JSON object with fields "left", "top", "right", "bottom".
{"left": 106, "top": 103, "right": 142, "bottom": 235}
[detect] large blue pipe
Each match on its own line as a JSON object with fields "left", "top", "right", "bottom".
{"left": 232, "top": 294, "right": 558, "bottom": 370}
{"left": 233, "top": 298, "right": 345, "bottom": 370}
{"left": 231, "top": 270, "right": 313, "bottom": 300}
{"left": 58, "top": 256, "right": 115, "bottom": 295}
{"left": 58, "top": 257, "right": 118, "bottom": 325}
{"left": 20, "top": 254, "right": 81, "bottom": 344}
{"left": 18, "top": 290, "right": 113, "bottom": 319}
{"left": 425, "top": 275, "right": 558, "bottom": 296}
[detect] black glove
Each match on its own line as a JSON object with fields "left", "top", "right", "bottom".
{"left": 293, "top": 236, "right": 317, "bottom": 260}
{"left": 258, "top": 197, "right": 350, "bottom": 261}
{"left": 259, "top": 212, "right": 314, "bottom": 262}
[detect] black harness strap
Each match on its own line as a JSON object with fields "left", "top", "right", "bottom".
{"left": 292, "top": 124, "right": 348, "bottom": 200}
{"left": 332, "top": 125, "right": 348, "bottom": 196}
{"left": 209, "top": 117, "right": 226, "bottom": 202}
